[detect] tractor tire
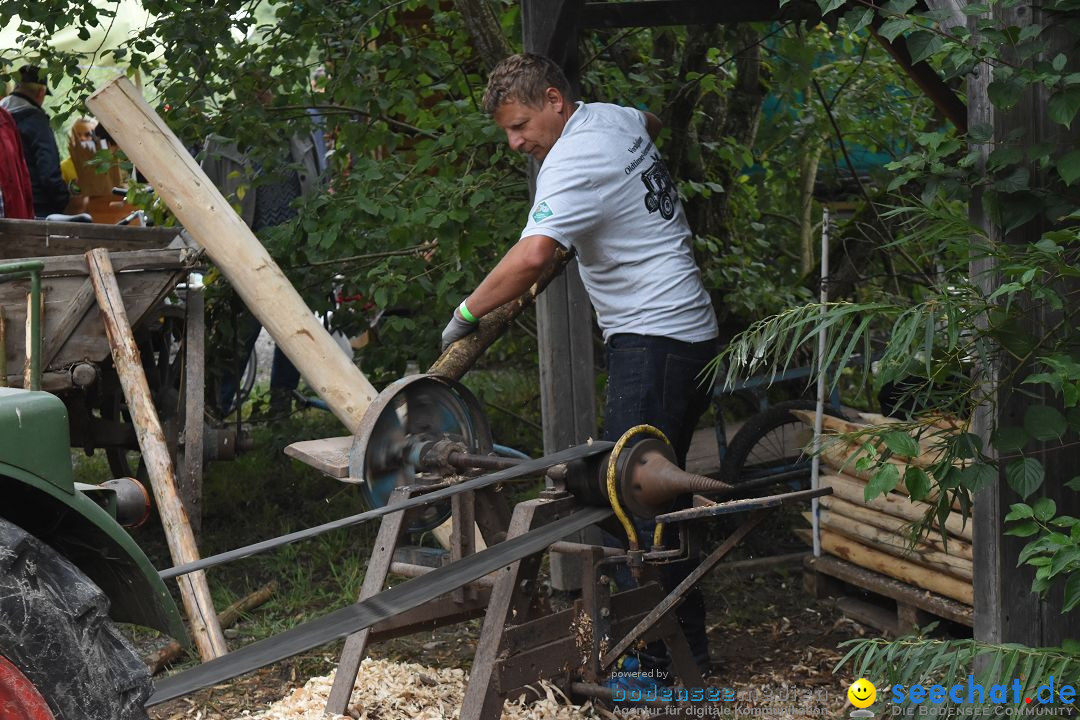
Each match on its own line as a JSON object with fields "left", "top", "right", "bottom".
{"left": 0, "top": 517, "right": 152, "bottom": 720}
{"left": 719, "top": 399, "right": 850, "bottom": 486}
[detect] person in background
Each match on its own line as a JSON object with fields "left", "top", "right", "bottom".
{"left": 200, "top": 80, "right": 327, "bottom": 417}
{"left": 0, "top": 66, "right": 70, "bottom": 217}
{"left": 0, "top": 104, "right": 35, "bottom": 219}
{"left": 61, "top": 116, "right": 98, "bottom": 185}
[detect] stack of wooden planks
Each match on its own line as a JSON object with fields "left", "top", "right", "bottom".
{"left": 794, "top": 410, "right": 974, "bottom": 608}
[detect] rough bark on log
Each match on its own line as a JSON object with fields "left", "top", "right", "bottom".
{"left": 800, "top": 528, "right": 973, "bottom": 605}
{"left": 811, "top": 510, "right": 973, "bottom": 580}
{"left": 823, "top": 472, "right": 973, "bottom": 542}
{"left": 428, "top": 247, "right": 573, "bottom": 380}
{"left": 86, "top": 248, "right": 227, "bottom": 661}
{"left": 821, "top": 495, "right": 973, "bottom": 561}
{"left": 819, "top": 439, "right": 965, "bottom": 512}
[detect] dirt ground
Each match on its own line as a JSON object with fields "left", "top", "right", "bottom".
{"left": 146, "top": 559, "right": 861, "bottom": 719}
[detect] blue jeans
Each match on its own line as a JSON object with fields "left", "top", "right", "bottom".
{"left": 603, "top": 333, "right": 716, "bottom": 673}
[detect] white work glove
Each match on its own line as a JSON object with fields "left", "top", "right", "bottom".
{"left": 441, "top": 305, "right": 478, "bottom": 351}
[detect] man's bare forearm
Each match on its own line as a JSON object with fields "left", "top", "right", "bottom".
{"left": 464, "top": 234, "right": 559, "bottom": 317}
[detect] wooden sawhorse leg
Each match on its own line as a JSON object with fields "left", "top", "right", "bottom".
{"left": 325, "top": 485, "right": 424, "bottom": 714}
{"left": 460, "top": 493, "right": 579, "bottom": 720}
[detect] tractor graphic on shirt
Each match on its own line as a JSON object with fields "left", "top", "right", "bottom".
{"left": 640, "top": 154, "right": 676, "bottom": 220}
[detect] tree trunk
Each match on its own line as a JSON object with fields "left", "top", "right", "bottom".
{"left": 454, "top": 0, "right": 513, "bottom": 71}
{"left": 798, "top": 135, "right": 825, "bottom": 277}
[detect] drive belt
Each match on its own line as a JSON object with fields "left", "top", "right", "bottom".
{"left": 160, "top": 441, "right": 614, "bottom": 580}
{"left": 148, "top": 504, "right": 612, "bottom": 706}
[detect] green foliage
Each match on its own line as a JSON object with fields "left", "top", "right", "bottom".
{"left": 835, "top": 632, "right": 1080, "bottom": 712}
{"left": 722, "top": 0, "right": 1080, "bottom": 639}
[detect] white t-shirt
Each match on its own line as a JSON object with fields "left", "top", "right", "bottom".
{"left": 520, "top": 102, "right": 718, "bottom": 343}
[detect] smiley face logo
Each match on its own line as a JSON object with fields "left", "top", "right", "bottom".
{"left": 847, "top": 678, "right": 877, "bottom": 708}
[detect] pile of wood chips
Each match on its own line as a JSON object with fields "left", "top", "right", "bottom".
{"left": 232, "top": 658, "right": 646, "bottom": 720}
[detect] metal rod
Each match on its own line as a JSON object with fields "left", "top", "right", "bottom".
{"left": 811, "top": 206, "right": 830, "bottom": 559}
{"left": 599, "top": 508, "right": 769, "bottom": 669}
{"left": 159, "top": 441, "right": 613, "bottom": 580}
{"left": 388, "top": 561, "right": 497, "bottom": 587}
{"left": 447, "top": 451, "right": 524, "bottom": 471}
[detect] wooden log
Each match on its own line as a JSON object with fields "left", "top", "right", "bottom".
{"left": 823, "top": 473, "right": 973, "bottom": 542}
{"left": 145, "top": 581, "right": 277, "bottom": 675}
{"left": 86, "top": 78, "right": 376, "bottom": 435}
{"left": 821, "top": 495, "right": 973, "bottom": 561}
{"left": 797, "top": 528, "right": 973, "bottom": 605}
{"left": 808, "top": 510, "right": 973, "bottom": 580}
{"left": 805, "top": 554, "right": 973, "bottom": 626}
{"left": 85, "top": 248, "right": 226, "bottom": 661}
{"left": 820, "top": 439, "right": 966, "bottom": 513}
{"left": 428, "top": 247, "right": 573, "bottom": 380}
{"left": 792, "top": 409, "right": 948, "bottom": 468}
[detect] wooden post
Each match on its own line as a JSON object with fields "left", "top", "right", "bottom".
{"left": 86, "top": 78, "right": 377, "bottom": 435}
{"left": 967, "top": 1, "right": 1080, "bottom": 644}
{"left": 523, "top": 0, "right": 596, "bottom": 454}
{"left": 178, "top": 282, "right": 205, "bottom": 537}
{"left": 86, "top": 248, "right": 227, "bottom": 661}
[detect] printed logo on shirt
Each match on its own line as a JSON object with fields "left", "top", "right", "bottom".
{"left": 640, "top": 154, "right": 677, "bottom": 220}
{"left": 532, "top": 201, "right": 554, "bottom": 223}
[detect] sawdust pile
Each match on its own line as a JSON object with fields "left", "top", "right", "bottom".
{"left": 233, "top": 658, "right": 642, "bottom": 720}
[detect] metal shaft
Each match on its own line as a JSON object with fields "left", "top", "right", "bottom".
{"left": 159, "top": 441, "right": 613, "bottom": 580}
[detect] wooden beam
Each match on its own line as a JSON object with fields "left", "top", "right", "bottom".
{"left": 86, "top": 78, "right": 377, "bottom": 435}
{"left": 41, "top": 278, "right": 95, "bottom": 368}
{"left": 86, "top": 248, "right": 227, "bottom": 661}
{"left": 580, "top": 0, "right": 821, "bottom": 28}
{"left": 968, "top": 2, "right": 1080, "bottom": 647}
{"left": 0, "top": 219, "right": 180, "bottom": 260}
{"left": 522, "top": 0, "right": 598, "bottom": 454}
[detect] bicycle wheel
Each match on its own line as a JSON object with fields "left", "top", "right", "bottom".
{"left": 719, "top": 399, "right": 850, "bottom": 486}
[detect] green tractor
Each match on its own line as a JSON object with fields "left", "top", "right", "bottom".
{"left": 0, "top": 261, "right": 185, "bottom": 720}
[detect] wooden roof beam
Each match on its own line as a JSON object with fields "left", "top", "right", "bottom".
{"left": 580, "top": 0, "right": 822, "bottom": 29}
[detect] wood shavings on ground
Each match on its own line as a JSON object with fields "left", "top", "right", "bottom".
{"left": 233, "top": 657, "right": 645, "bottom": 720}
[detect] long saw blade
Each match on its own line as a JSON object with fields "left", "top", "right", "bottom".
{"left": 147, "top": 505, "right": 612, "bottom": 706}
{"left": 160, "top": 441, "right": 613, "bottom": 580}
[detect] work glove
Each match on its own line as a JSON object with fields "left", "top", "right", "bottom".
{"left": 441, "top": 307, "right": 478, "bottom": 351}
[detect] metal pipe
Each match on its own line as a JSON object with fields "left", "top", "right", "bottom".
{"left": 549, "top": 540, "right": 623, "bottom": 558}
{"left": 811, "top": 206, "right": 830, "bottom": 559}
{"left": 446, "top": 451, "right": 524, "bottom": 471}
{"left": 388, "top": 561, "right": 496, "bottom": 587}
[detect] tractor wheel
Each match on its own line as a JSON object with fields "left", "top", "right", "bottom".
{"left": 0, "top": 517, "right": 152, "bottom": 720}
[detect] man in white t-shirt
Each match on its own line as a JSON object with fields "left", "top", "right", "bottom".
{"left": 442, "top": 53, "right": 718, "bottom": 677}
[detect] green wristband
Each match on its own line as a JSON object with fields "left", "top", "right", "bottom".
{"left": 458, "top": 300, "right": 477, "bottom": 324}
